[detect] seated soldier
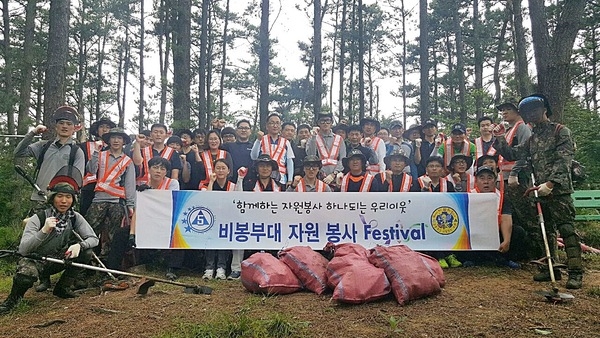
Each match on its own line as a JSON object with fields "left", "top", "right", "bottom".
{"left": 446, "top": 154, "right": 475, "bottom": 192}
{"left": 288, "top": 155, "right": 332, "bottom": 192}
{"left": 376, "top": 149, "right": 413, "bottom": 192}
{"left": 411, "top": 156, "right": 456, "bottom": 192}
{"left": 339, "top": 149, "right": 381, "bottom": 192}
{"left": 0, "top": 169, "right": 99, "bottom": 314}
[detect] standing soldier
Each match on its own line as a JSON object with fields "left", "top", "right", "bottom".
{"left": 492, "top": 94, "right": 583, "bottom": 289}
{"left": 85, "top": 128, "right": 136, "bottom": 271}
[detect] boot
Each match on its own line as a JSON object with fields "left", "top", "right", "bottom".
{"left": 53, "top": 272, "right": 78, "bottom": 299}
{"left": 0, "top": 274, "right": 35, "bottom": 315}
{"left": 565, "top": 270, "right": 583, "bottom": 290}
{"left": 533, "top": 267, "right": 561, "bottom": 282}
{"left": 35, "top": 274, "right": 51, "bottom": 292}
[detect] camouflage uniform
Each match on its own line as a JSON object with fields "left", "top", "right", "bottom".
{"left": 494, "top": 120, "right": 583, "bottom": 286}
{"left": 85, "top": 202, "right": 127, "bottom": 269}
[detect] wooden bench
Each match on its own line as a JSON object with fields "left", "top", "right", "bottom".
{"left": 572, "top": 190, "right": 600, "bottom": 221}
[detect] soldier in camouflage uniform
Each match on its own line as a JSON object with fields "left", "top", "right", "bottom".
{"left": 493, "top": 94, "right": 583, "bottom": 289}
{"left": 0, "top": 177, "right": 99, "bottom": 315}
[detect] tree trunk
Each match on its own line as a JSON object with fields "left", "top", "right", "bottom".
{"left": 2, "top": 0, "right": 14, "bottom": 134}
{"left": 96, "top": 33, "right": 108, "bottom": 122}
{"left": 43, "top": 0, "right": 70, "bottom": 127}
{"left": 348, "top": 0, "right": 356, "bottom": 122}
{"left": 173, "top": 0, "right": 192, "bottom": 127}
{"left": 313, "top": 0, "right": 323, "bottom": 119}
{"left": 198, "top": 0, "right": 209, "bottom": 128}
{"left": 493, "top": 12, "right": 509, "bottom": 104}
{"left": 258, "top": 0, "right": 270, "bottom": 130}
{"left": 329, "top": 0, "right": 339, "bottom": 114}
{"left": 453, "top": 4, "right": 466, "bottom": 124}
{"left": 401, "top": 0, "right": 407, "bottom": 126}
{"left": 511, "top": 0, "right": 529, "bottom": 97}
{"left": 121, "top": 33, "right": 131, "bottom": 128}
{"left": 139, "top": 0, "right": 146, "bottom": 131}
{"left": 419, "top": 0, "right": 430, "bottom": 121}
{"left": 206, "top": 2, "right": 214, "bottom": 124}
{"left": 357, "top": 0, "right": 365, "bottom": 119}
{"left": 17, "top": 0, "right": 37, "bottom": 134}
{"left": 528, "top": 0, "right": 586, "bottom": 122}
{"left": 219, "top": 0, "right": 230, "bottom": 118}
{"left": 76, "top": 0, "right": 88, "bottom": 130}
{"left": 473, "top": 0, "right": 483, "bottom": 119}
{"left": 338, "top": 0, "right": 347, "bottom": 121}
{"left": 116, "top": 40, "right": 124, "bottom": 126}
{"left": 158, "top": 0, "right": 169, "bottom": 125}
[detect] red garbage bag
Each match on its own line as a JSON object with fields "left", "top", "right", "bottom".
{"left": 326, "top": 243, "right": 390, "bottom": 304}
{"left": 241, "top": 252, "right": 302, "bottom": 295}
{"left": 279, "top": 246, "right": 330, "bottom": 295}
{"left": 368, "top": 245, "right": 445, "bottom": 305}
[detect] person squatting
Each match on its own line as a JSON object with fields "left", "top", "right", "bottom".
{"left": 2, "top": 94, "right": 584, "bottom": 313}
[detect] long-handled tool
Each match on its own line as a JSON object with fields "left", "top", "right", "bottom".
{"left": 530, "top": 173, "right": 574, "bottom": 302}
{"left": 15, "top": 165, "right": 118, "bottom": 281}
{"left": 0, "top": 250, "right": 212, "bottom": 295}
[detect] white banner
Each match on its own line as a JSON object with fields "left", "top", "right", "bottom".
{"left": 135, "top": 190, "right": 500, "bottom": 251}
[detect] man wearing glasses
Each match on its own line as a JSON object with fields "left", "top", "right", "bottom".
{"left": 306, "top": 112, "right": 346, "bottom": 187}
{"left": 288, "top": 155, "right": 332, "bottom": 192}
{"left": 222, "top": 119, "right": 254, "bottom": 182}
{"left": 251, "top": 113, "right": 295, "bottom": 186}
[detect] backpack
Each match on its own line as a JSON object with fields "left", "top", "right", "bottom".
{"left": 34, "top": 140, "right": 79, "bottom": 180}
{"left": 35, "top": 210, "right": 76, "bottom": 231}
{"left": 554, "top": 124, "right": 586, "bottom": 183}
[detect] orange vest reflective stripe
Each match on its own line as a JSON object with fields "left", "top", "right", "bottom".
{"left": 83, "top": 141, "right": 104, "bottom": 185}
{"left": 315, "top": 134, "right": 342, "bottom": 166}
{"left": 383, "top": 173, "right": 412, "bottom": 192}
{"left": 261, "top": 135, "right": 287, "bottom": 175}
{"left": 296, "top": 179, "right": 327, "bottom": 192}
{"left": 157, "top": 177, "right": 174, "bottom": 190}
{"left": 200, "top": 181, "right": 236, "bottom": 191}
{"left": 340, "top": 174, "right": 374, "bottom": 192}
{"left": 444, "top": 139, "right": 471, "bottom": 167}
{"left": 474, "top": 137, "right": 497, "bottom": 164}
{"left": 199, "top": 150, "right": 227, "bottom": 187}
{"left": 95, "top": 151, "right": 132, "bottom": 199}
{"left": 418, "top": 175, "right": 448, "bottom": 192}
{"left": 364, "top": 137, "right": 383, "bottom": 174}
{"left": 498, "top": 121, "right": 524, "bottom": 172}
{"left": 136, "top": 147, "right": 154, "bottom": 185}
{"left": 253, "top": 179, "right": 280, "bottom": 192}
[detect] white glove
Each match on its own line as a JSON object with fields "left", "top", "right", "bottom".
{"left": 65, "top": 243, "right": 81, "bottom": 259}
{"left": 41, "top": 217, "right": 57, "bottom": 234}
{"left": 323, "top": 173, "right": 335, "bottom": 184}
{"left": 335, "top": 172, "right": 344, "bottom": 186}
{"left": 414, "top": 138, "right": 422, "bottom": 148}
{"left": 300, "top": 139, "right": 307, "bottom": 148}
{"left": 507, "top": 176, "right": 518, "bottom": 186}
{"left": 434, "top": 137, "right": 442, "bottom": 147}
{"left": 34, "top": 125, "right": 47, "bottom": 135}
{"left": 421, "top": 176, "right": 432, "bottom": 187}
{"left": 537, "top": 182, "right": 553, "bottom": 196}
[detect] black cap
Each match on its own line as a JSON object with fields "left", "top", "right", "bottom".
{"left": 384, "top": 149, "right": 410, "bottom": 167}
{"left": 389, "top": 120, "right": 403, "bottom": 129}
{"left": 303, "top": 155, "right": 322, "bottom": 168}
{"left": 403, "top": 124, "right": 423, "bottom": 139}
{"left": 475, "top": 165, "right": 497, "bottom": 177}
{"left": 53, "top": 106, "right": 80, "bottom": 124}
{"left": 342, "top": 149, "right": 367, "bottom": 169}
{"left": 496, "top": 100, "right": 518, "bottom": 112}
{"left": 451, "top": 123, "right": 466, "bottom": 134}
{"left": 476, "top": 154, "right": 499, "bottom": 168}
{"left": 449, "top": 154, "right": 473, "bottom": 171}
{"left": 254, "top": 154, "right": 279, "bottom": 171}
{"left": 421, "top": 118, "right": 437, "bottom": 128}
{"left": 90, "top": 117, "right": 117, "bottom": 137}
{"left": 360, "top": 117, "right": 381, "bottom": 132}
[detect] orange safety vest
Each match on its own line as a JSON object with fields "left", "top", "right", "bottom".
{"left": 315, "top": 134, "right": 343, "bottom": 167}
{"left": 137, "top": 147, "right": 176, "bottom": 185}
{"left": 498, "top": 121, "right": 524, "bottom": 173}
{"left": 83, "top": 141, "right": 105, "bottom": 186}
{"left": 295, "top": 179, "right": 328, "bottom": 192}
{"left": 445, "top": 173, "right": 475, "bottom": 192}
{"left": 418, "top": 175, "right": 449, "bottom": 192}
{"left": 95, "top": 151, "right": 133, "bottom": 199}
{"left": 381, "top": 173, "right": 412, "bottom": 192}
{"left": 340, "top": 174, "right": 374, "bottom": 192}
{"left": 156, "top": 177, "right": 174, "bottom": 190}
{"left": 261, "top": 135, "right": 288, "bottom": 175}
{"left": 364, "top": 137, "right": 383, "bottom": 174}
{"left": 443, "top": 139, "right": 471, "bottom": 167}
{"left": 253, "top": 179, "right": 280, "bottom": 192}
{"left": 199, "top": 150, "right": 227, "bottom": 187}
{"left": 474, "top": 137, "right": 497, "bottom": 165}
{"left": 200, "top": 180, "right": 236, "bottom": 191}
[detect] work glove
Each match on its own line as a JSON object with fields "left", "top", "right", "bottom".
{"left": 65, "top": 243, "right": 81, "bottom": 259}
{"left": 237, "top": 167, "right": 248, "bottom": 179}
{"left": 492, "top": 123, "right": 506, "bottom": 137}
{"left": 385, "top": 170, "right": 393, "bottom": 182}
{"left": 41, "top": 217, "right": 57, "bottom": 234}
{"left": 33, "top": 125, "right": 48, "bottom": 135}
{"left": 507, "top": 176, "right": 518, "bottom": 186}
{"left": 421, "top": 176, "right": 432, "bottom": 188}
{"left": 414, "top": 138, "right": 422, "bottom": 148}
{"left": 128, "top": 234, "right": 136, "bottom": 249}
{"left": 335, "top": 172, "right": 344, "bottom": 186}
{"left": 524, "top": 182, "right": 553, "bottom": 197}
{"left": 323, "top": 173, "right": 335, "bottom": 184}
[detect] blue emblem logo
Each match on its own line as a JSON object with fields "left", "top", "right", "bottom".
{"left": 183, "top": 207, "right": 215, "bottom": 233}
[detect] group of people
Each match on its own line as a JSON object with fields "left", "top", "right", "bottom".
{"left": 0, "top": 92, "right": 584, "bottom": 315}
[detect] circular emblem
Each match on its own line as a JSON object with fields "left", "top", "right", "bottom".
{"left": 430, "top": 207, "right": 459, "bottom": 235}
{"left": 186, "top": 207, "right": 215, "bottom": 233}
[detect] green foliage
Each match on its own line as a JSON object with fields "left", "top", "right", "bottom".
{"left": 385, "top": 315, "right": 405, "bottom": 336}
{"left": 0, "top": 145, "right": 32, "bottom": 229}
{"left": 576, "top": 221, "right": 600, "bottom": 249}
{"left": 156, "top": 311, "right": 307, "bottom": 338}
{"left": 563, "top": 100, "right": 600, "bottom": 188}
{"left": 586, "top": 286, "right": 600, "bottom": 298}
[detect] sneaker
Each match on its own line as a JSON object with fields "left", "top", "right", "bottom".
{"left": 565, "top": 271, "right": 583, "bottom": 289}
{"left": 506, "top": 260, "right": 521, "bottom": 269}
{"left": 228, "top": 271, "right": 241, "bottom": 280}
{"left": 215, "top": 268, "right": 226, "bottom": 280}
{"left": 446, "top": 254, "right": 462, "bottom": 268}
{"left": 202, "top": 269, "right": 214, "bottom": 280}
{"left": 438, "top": 258, "right": 449, "bottom": 269}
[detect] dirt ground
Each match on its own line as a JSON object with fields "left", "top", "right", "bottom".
{"left": 0, "top": 262, "right": 599, "bottom": 338}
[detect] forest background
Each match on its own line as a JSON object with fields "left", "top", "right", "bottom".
{"left": 0, "top": 0, "right": 600, "bottom": 230}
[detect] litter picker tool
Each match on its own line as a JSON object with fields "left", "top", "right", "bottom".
{"left": 530, "top": 173, "right": 574, "bottom": 302}
{"left": 0, "top": 250, "right": 212, "bottom": 295}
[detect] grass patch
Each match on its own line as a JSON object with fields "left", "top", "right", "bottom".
{"left": 156, "top": 311, "right": 308, "bottom": 338}
{"left": 586, "top": 286, "right": 600, "bottom": 298}
{"left": 576, "top": 220, "right": 600, "bottom": 248}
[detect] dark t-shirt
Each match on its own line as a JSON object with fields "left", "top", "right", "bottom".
{"left": 222, "top": 141, "right": 253, "bottom": 182}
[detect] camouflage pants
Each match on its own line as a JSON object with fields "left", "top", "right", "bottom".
{"left": 16, "top": 249, "right": 94, "bottom": 281}
{"left": 85, "top": 202, "right": 126, "bottom": 259}
{"left": 504, "top": 184, "right": 544, "bottom": 259}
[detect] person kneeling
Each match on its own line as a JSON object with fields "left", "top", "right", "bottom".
{"left": 0, "top": 172, "right": 99, "bottom": 314}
